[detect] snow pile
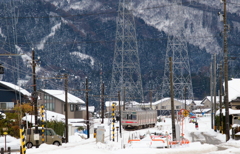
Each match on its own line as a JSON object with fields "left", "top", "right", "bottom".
{"left": 0, "top": 135, "right": 20, "bottom": 150}
{"left": 69, "top": 133, "right": 86, "bottom": 142}
{"left": 1, "top": 116, "right": 240, "bottom": 153}
{"left": 96, "top": 141, "right": 121, "bottom": 151}
{"left": 210, "top": 139, "right": 240, "bottom": 154}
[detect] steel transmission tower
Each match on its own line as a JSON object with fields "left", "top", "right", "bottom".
{"left": 161, "top": 1, "right": 194, "bottom": 102}
{"left": 110, "top": 0, "right": 143, "bottom": 103}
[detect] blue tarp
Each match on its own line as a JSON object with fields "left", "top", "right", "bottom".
{"left": 83, "top": 130, "right": 88, "bottom": 135}
{"left": 189, "top": 112, "right": 195, "bottom": 116}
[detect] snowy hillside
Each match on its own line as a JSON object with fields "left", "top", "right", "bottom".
{"left": 0, "top": 0, "right": 239, "bottom": 105}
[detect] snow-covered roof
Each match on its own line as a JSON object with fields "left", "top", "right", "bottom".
{"left": 225, "top": 78, "right": 240, "bottom": 102}
{"left": 152, "top": 97, "right": 171, "bottom": 105}
{"left": 22, "top": 111, "right": 89, "bottom": 126}
{"left": 153, "top": 97, "right": 193, "bottom": 105}
{"left": 216, "top": 108, "right": 240, "bottom": 116}
{"left": 105, "top": 101, "right": 139, "bottom": 107}
{"left": 80, "top": 106, "right": 95, "bottom": 112}
{"left": 194, "top": 100, "right": 203, "bottom": 106}
{"left": 0, "top": 81, "right": 31, "bottom": 97}
{"left": 205, "top": 96, "right": 222, "bottom": 103}
{"left": 22, "top": 110, "right": 65, "bottom": 124}
{"left": 192, "top": 108, "right": 211, "bottom": 113}
{"left": 106, "top": 98, "right": 194, "bottom": 107}
{"left": 185, "top": 99, "right": 194, "bottom": 105}
{"left": 40, "top": 89, "right": 85, "bottom": 104}
{"left": 68, "top": 119, "right": 87, "bottom": 127}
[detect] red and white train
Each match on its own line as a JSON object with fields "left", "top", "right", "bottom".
{"left": 121, "top": 110, "right": 157, "bottom": 130}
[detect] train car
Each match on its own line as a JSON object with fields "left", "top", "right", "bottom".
{"left": 121, "top": 110, "right": 157, "bottom": 130}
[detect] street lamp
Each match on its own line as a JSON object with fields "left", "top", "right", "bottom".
{"left": 2, "top": 127, "right": 8, "bottom": 151}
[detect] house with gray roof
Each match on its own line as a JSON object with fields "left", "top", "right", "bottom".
{"left": 37, "top": 89, "right": 87, "bottom": 119}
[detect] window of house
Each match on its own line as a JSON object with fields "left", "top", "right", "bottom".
{"left": 75, "top": 105, "right": 81, "bottom": 111}
{"left": 44, "top": 94, "right": 53, "bottom": 100}
{"left": 39, "top": 93, "right": 42, "bottom": 100}
{"left": 70, "top": 104, "right": 74, "bottom": 112}
{"left": 44, "top": 95, "right": 48, "bottom": 100}
{"left": 0, "top": 102, "right": 14, "bottom": 110}
{"left": 44, "top": 103, "right": 55, "bottom": 111}
{"left": 0, "top": 103, "right": 6, "bottom": 109}
{"left": 161, "top": 106, "right": 166, "bottom": 109}
{"left": 176, "top": 106, "right": 181, "bottom": 109}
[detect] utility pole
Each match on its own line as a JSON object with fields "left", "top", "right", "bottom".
{"left": 64, "top": 74, "right": 68, "bottom": 143}
{"left": 101, "top": 83, "right": 104, "bottom": 124}
{"left": 223, "top": 0, "right": 230, "bottom": 141}
{"left": 149, "top": 90, "right": 153, "bottom": 109}
{"left": 118, "top": 91, "right": 122, "bottom": 138}
{"left": 85, "top": 77, "right": 90, "bottom": 139}
{"left": 100, "top": 64, "right": 104, "bottom": 124}
{"left": 31, "top": 49, "right": 39, "bottom": 148}
{"left": 213, "top": 54, "right": 217, "bottom": 131}
{"left": 123, "top": 87, "right": 125, "bottom": 111}
{"left": 184, "top": 86, "right": 187, "bottom": 110}
{"left": 219, "top": 64, "right": 223, "bottom": 133}
{"left": 170, "top": 57, "right": 176, "bottom": 141}
{"left": 210, "top": 55, "right": 213, "bottom": 129}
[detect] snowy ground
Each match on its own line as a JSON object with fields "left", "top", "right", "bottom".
{"left": 1, "top": 116, "right": 240, "bottom": 154}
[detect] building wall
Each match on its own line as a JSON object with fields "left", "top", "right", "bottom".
{"left": 38, "top": 91, "right": 86, "bottom": 119}
{"left": 202, "top": 99, "right": 212, "bottom": 108}
{"left": 74, "top": 110, "right": 87, "bottom": 119}
{"left": 106, "top": 105, "right": 124, "bottom": 113}
{"left": 155, "top": 99, "right": 185, "bottom": 110}
{"left": 231, "top": 102, "right": 240, "bottom": 110}
{"left": 38, "top": 92, "right": 63, "bottom": 114}
{"left": 0, "top": 86, "right": 29, "bottom": 111}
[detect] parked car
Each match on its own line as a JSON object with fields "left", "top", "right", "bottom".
{"left": 26, "top": 127, "right": 62, "bottom": 148}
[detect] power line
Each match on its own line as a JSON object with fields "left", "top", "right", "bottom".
{"left": 0, "top": 34, "right": 221, "bottom": 46}
{"left": 1, "top": 61, "right": 67, "bottom": 90}
{"left": 0, "top": 1, "right": 214, "bottom": 20}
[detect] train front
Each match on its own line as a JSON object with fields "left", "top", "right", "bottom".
{"left": 121, "top": 111, "right": 138, "bottom": 130}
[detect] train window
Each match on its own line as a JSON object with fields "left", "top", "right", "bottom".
{"left": 127, "top": 114, "right": 132, "bottom": 119}
{"left": 132, "top": 115, "right": 136, "bottom": 120}
{"left": 126, "top": 114, "right": 133, "bottom": 120}
{"left": 122, "top": 114, "right": 127, "bottom": 119}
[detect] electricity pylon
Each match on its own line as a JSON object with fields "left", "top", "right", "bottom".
{"left": 161, "top": 0, "right": 194, "bottom": 103}
{"left": 110, "top": 0, "right": 143, "bottom": 103}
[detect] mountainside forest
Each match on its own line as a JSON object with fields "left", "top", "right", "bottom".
{"left": 0, "top": 0, "right": 240, "bottom": 109}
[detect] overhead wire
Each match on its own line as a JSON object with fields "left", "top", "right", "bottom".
{"left": 0, "top": 1, "right": 216, "bottom": 20}
{"left": 1, "top": 60, "right": 66, "bottom": 90}
{"left": 0, "top": 34, "right": 222, "bottom": 47}
{"left": 0, "top": 0, "right": 223, "bottom": 46}
{"left": 0, "top": 0, "right": 236, "bottom": 95}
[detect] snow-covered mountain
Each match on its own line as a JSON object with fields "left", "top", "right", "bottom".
{"left": 0, "top": 0, "right": 239, "bottom": 107}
